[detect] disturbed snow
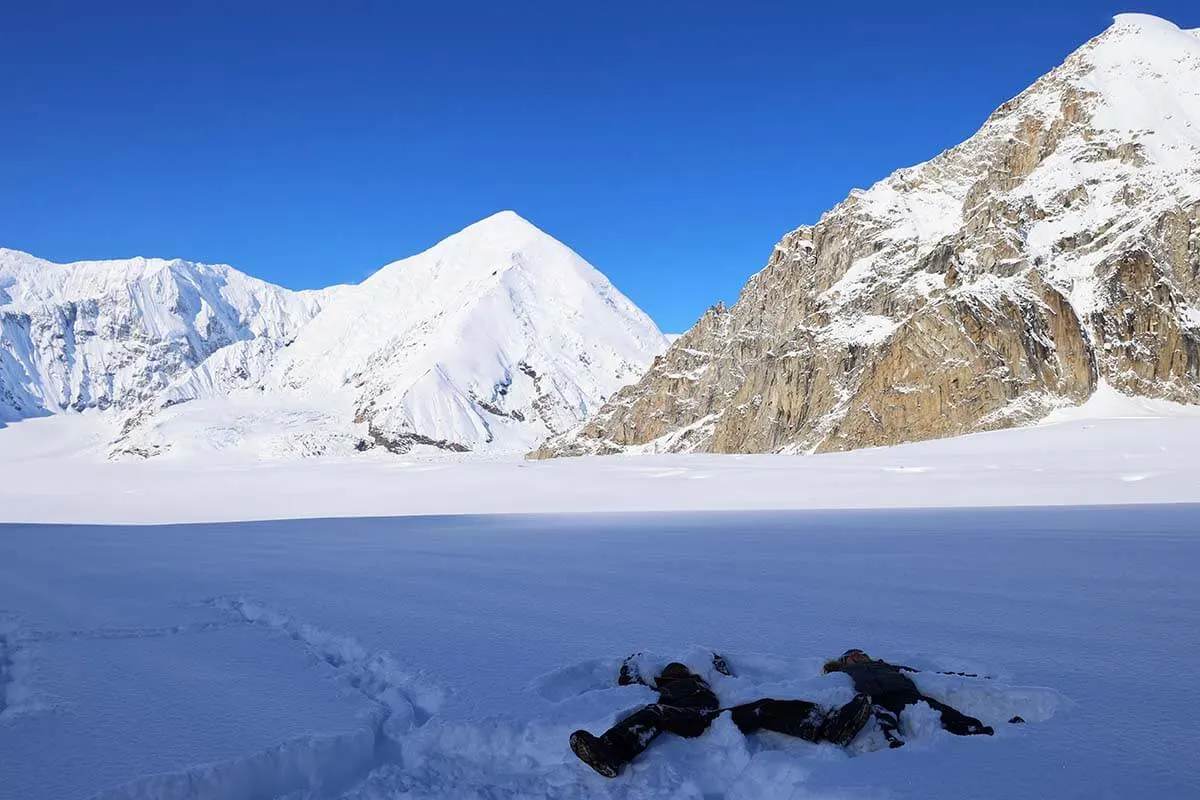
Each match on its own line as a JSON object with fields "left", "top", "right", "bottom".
{"left": 1, "top": 507, "right": 1196, "bottom": 799}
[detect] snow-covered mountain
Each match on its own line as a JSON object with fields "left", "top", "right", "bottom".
{"left": 262, "top": 211, "right": 667, "bottom": 455}
{"left": 1, "top": 212, "right": 668, "bottom": 458}
{"left": 536, "top": 13, "right": 1200, "bottom": 458}
{"left": 0, "top": 248, "right": 329, "bottom": 427}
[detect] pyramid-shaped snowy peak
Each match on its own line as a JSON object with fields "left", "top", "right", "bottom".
{"left": 263, "top": 211, "right": 668, "bottom": 454}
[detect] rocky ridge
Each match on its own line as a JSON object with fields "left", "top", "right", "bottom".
{"left": 534, "top": 14, "right": 1200, "bottom": 458}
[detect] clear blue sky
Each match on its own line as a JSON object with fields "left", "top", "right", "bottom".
{"left": 3, "top": 1, "right": 1197, "bottom": 333}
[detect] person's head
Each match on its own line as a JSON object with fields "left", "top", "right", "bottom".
{"left": 656, "top": 662, "right": 694, "bottom": 685}
{"left": 823, "top": 648, "right": 871, "bottom": 673}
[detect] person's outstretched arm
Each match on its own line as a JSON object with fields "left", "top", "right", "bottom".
{"left": 895, "top": 664, "right": 989, "bottom": 679}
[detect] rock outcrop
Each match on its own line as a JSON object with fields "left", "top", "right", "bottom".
{"left": 534, "top": 14, "right": 1200, "bottom": 458}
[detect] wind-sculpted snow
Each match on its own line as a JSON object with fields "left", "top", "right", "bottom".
{"left": 0, "top": 631, "right": 13, "bottom": 717}
{"left": 0, "top": 618, "right": 43, "bottom": 722}
{"left": 209, "top": 597, "right": 447, "bottom": 732}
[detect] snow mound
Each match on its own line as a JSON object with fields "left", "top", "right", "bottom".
{"left": 1039, "top": 381, "right": 1200, "bottom": 423}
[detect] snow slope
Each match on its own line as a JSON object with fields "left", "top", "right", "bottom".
{"left": 2, "top": 383, "right": 1199, "bottom": 524}
{"left": 1, "top": 505, "right": 1196, "bottom": 798}
{"left": 846, "top": 12, "right": 1200, "bottom": 323}
{"left": 0, "top": 248, "right": 329, "bottom": 427}
{"left": 1, "top": 212, "right": 667, "bottom": 458}
{"left": 263, "top": 211, "right": 667, "bottom": 455}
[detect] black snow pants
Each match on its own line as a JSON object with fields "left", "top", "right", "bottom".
{"left": 872, "top": 695, "right": 993, "bottom": 746}
{"left": 600, "top": 696, "right": 830, "bottom": 764}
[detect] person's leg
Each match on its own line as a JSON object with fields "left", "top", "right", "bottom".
{"left": 597, "top": 704, "right": 671, "bottom": 762}
{"left": 731, "top": 699, "right": 824, "bottom": 740}
{"left": 571, "top": 704, "right": 667, "bottom": 778}
{"left": 874, "top": 706, "right": 905, "bottom": 748}
{"left": 732, "top": 695, "right": 872, "bottom": 746}
{"left": 921, "top": 696, "right": 994, "bottom": 736}
{"left": 575, "top": 702, "right": 717, "bottom": 772}
{"left": 656, "top": 704, "right": 719, "bottom": 738}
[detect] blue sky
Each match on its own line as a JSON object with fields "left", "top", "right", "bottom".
{"left": 3, "top": 1, "right": 1198, "bottom": 333}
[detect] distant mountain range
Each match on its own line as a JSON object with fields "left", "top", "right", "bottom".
{"left": 0, "top": 212, "right": 668, "bottom": 458}
{"left": 7, "top": 14, "right": 1200, "bottom": 464}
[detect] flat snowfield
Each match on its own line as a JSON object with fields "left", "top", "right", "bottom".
{"left": 1, "top": 507, "right": 1197, "bottom": 799}
{"left": 2, "top": 387, "right": 1200, "bottom": 524}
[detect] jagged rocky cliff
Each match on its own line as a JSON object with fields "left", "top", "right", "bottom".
{"left": 534, "top": 14, "right": 1200, "bottom": 458}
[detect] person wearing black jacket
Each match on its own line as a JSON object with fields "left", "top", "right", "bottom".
{"left": 823, "top": 649, "right": 994, "bottom": 748}
{"left": 570, "top": 655, "right": 873, "bottom": 778}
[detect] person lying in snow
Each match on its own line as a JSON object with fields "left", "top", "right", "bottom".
{"left": 823, "top": 648, "right": 995, "bottom": 748}
{"left": 569, "top": 654, "right": 873, "bottom": 778}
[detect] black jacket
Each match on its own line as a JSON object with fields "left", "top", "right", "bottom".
{"left": 832, "top": 660, "right": 921, "bottom": 713}
{"left": 655, "top": 672, "right": 719, "bottom": 711}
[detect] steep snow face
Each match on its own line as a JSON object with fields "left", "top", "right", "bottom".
{"left": 267, "top": 211, "right": 668, "bottom": 454}
{"left": 537, "top": 14, "right": 1200, "bottom": 459}
{"left": 0, "top": 249, "right": 327, "bottom": 425}
{"left": 2, "top": 213, "right": 666, "bottom": 458}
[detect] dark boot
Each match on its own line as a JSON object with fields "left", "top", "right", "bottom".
{"left": 818, "top": 693, "right": 873, "bottom": 746}
{"left": 569, "top": 730, "right": 621, "bottom": 778}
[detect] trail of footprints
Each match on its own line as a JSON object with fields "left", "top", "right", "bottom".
{"left": 94, "top": 598, "right": 449, "bottom": 799}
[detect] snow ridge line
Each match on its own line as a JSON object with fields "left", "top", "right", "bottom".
{"left": 90, "top": 728, "right": 381, "bottom": 800}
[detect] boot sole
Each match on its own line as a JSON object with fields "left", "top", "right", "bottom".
{"left": 570, "top": 732, "right": 619, "bottom": 778}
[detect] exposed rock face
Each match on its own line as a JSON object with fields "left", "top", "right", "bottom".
{"left": 534, "top": 14, "right": 1200, "bottom": 458}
